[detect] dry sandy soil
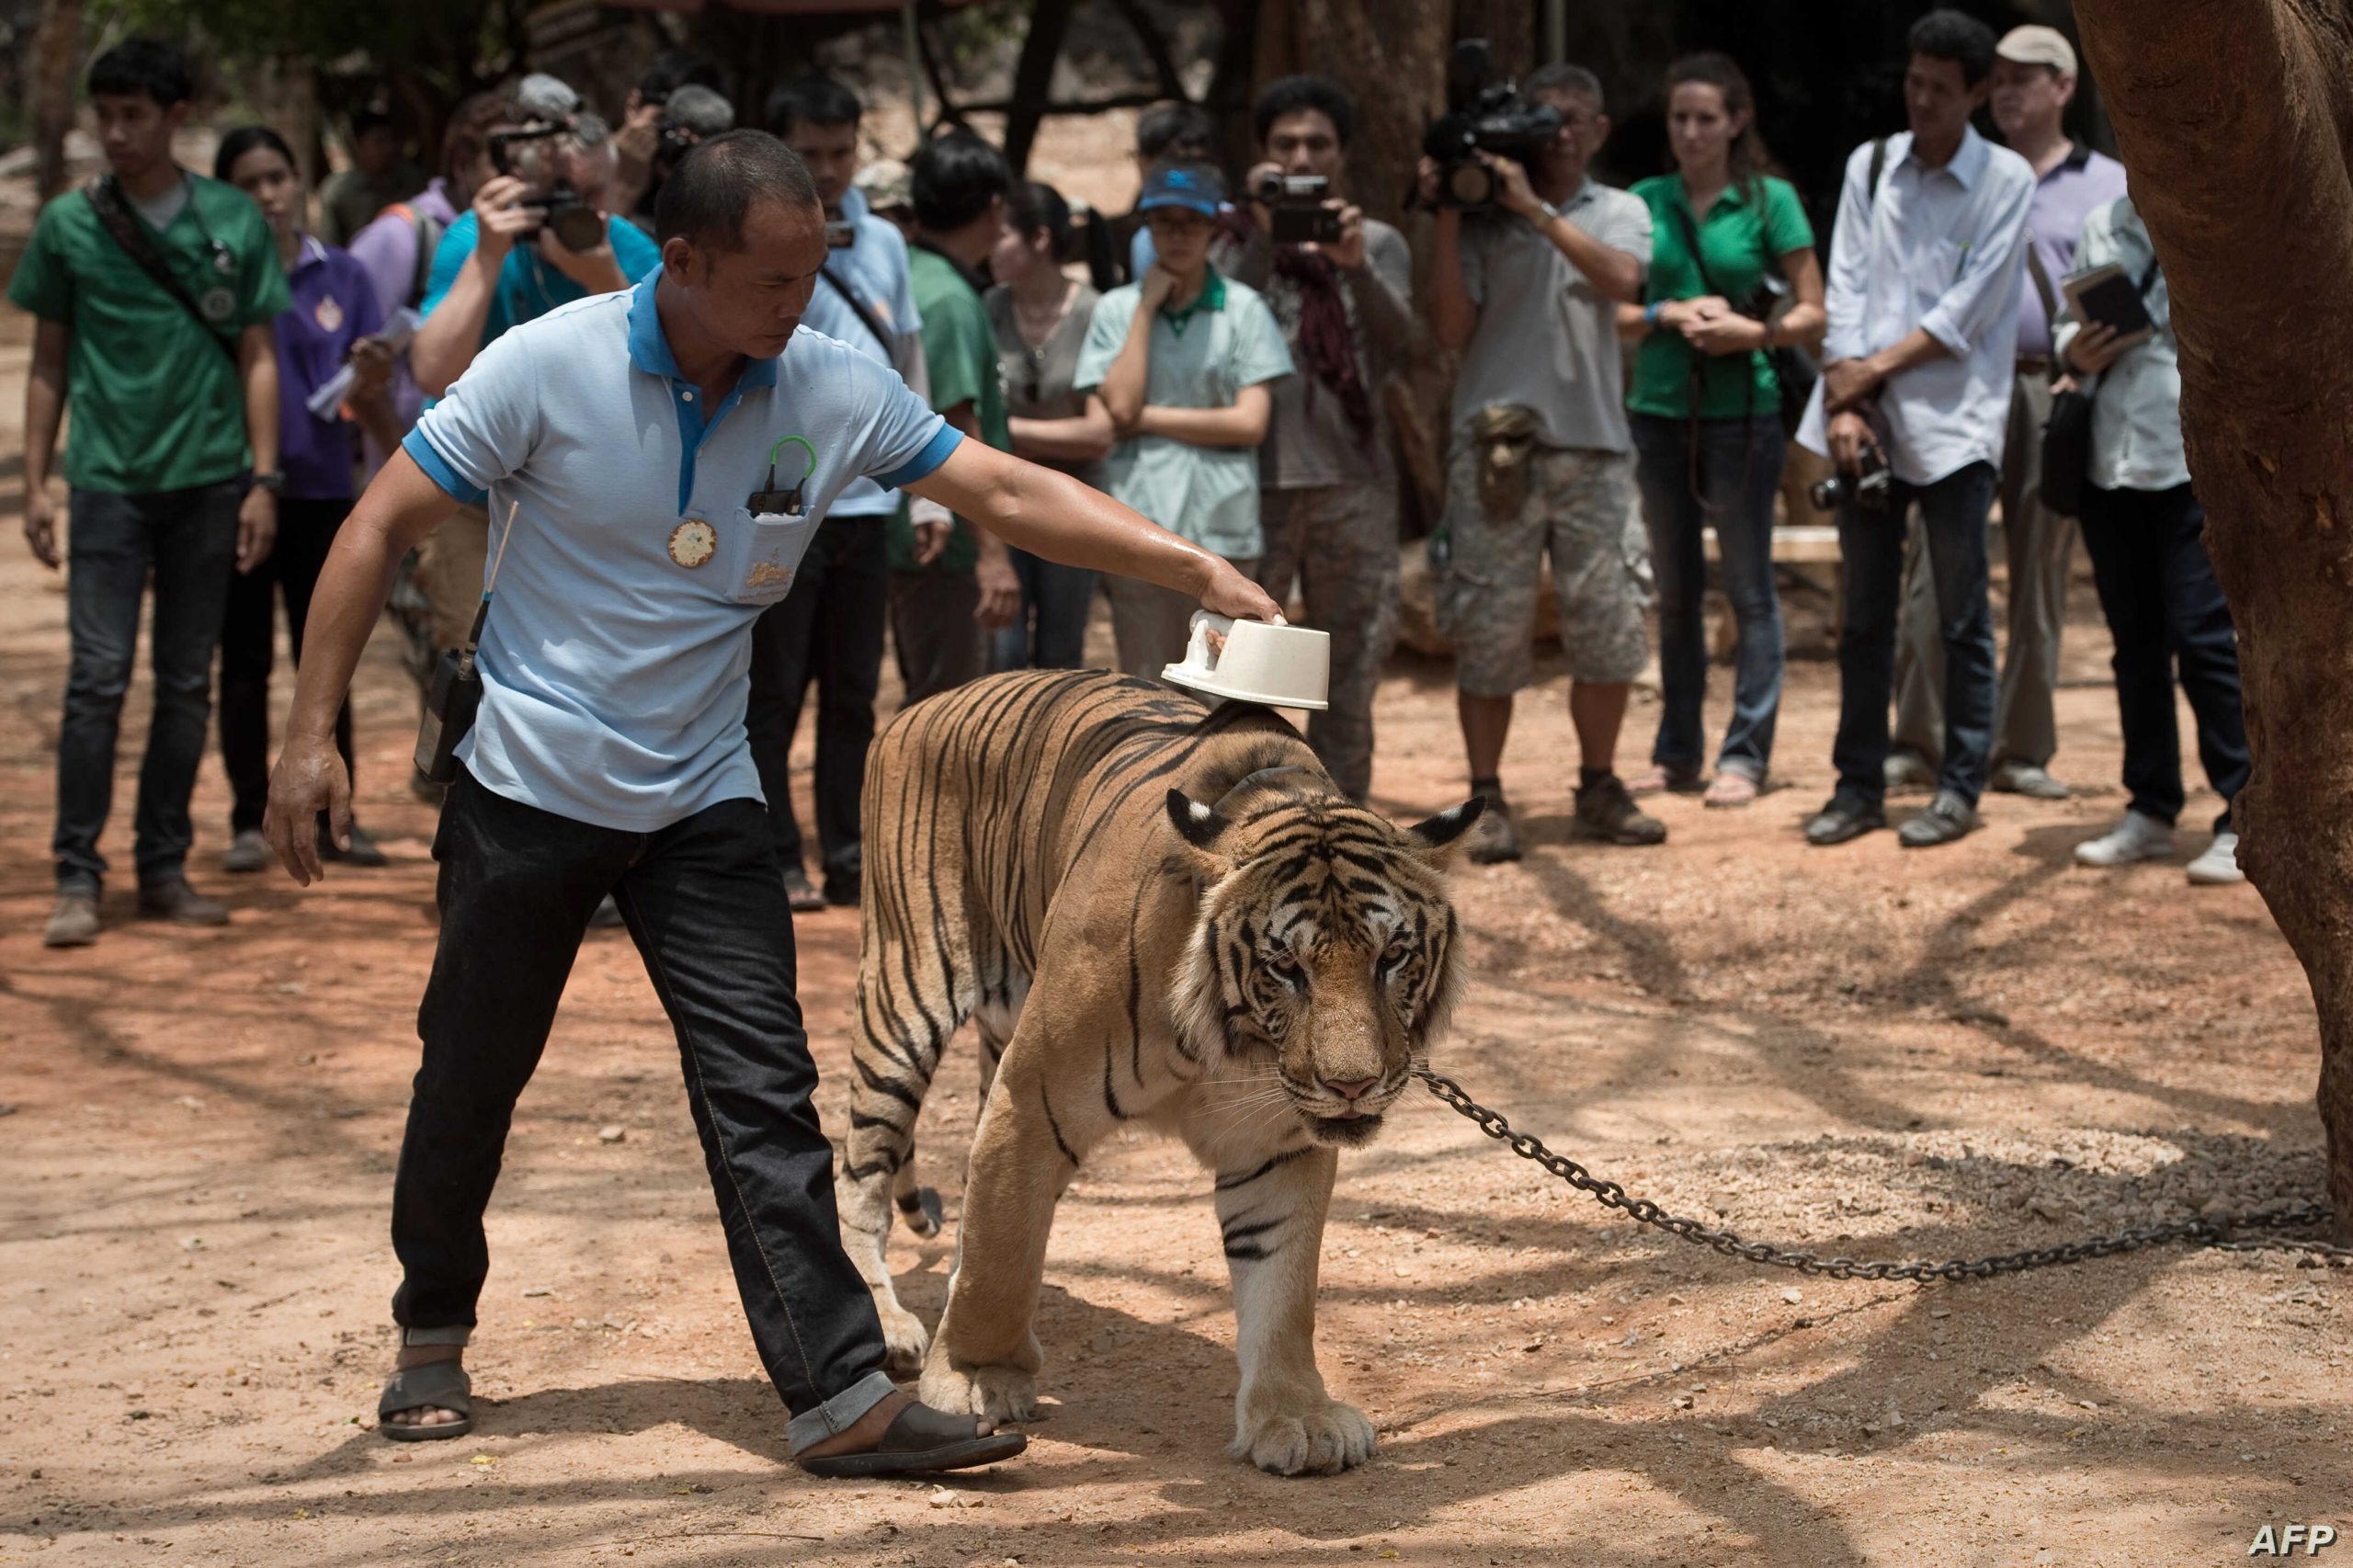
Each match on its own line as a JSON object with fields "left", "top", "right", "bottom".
{"left": 0, "top": 304, "right": 2347, "bottom": 1568}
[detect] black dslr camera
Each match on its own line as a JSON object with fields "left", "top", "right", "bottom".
{"left": 487, "top": 125, "right": 607, "bottom": 253}
{"left": 1421, "top": 40, "right": 1563, "bottom": 211}
{"left": 1810, "top": 438, "right": 1893, "bottom": 512}
{"left": 1255, "top": 172, "right": 1342, "bottom": 245}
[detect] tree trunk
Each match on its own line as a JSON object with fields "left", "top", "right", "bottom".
{"left": 1276, "top": 0, "right": 1452, "bottom": 231}
{"left": 1001, "top": 0, "right": 1077, "bottom": 176}
{"left": 2075, "top": 0, "right": 2353, "bottom": 1239}
{"left": 30, "top": 0, "right": 82, "bottom": 203}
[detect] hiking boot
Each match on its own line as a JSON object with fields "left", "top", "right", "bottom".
{"left": 44, "top": 888, "right": 100, "bottom": 949}
{"left": 780, "top": 866, "right": 827, "bottom": 914}
{"left": 1882, "top": 750, "right": 1937, "bottom": 795}
{"left": 222, "top": 830, "right": 272, "bottom": 873}
{"left": 1897, "top": 790, "right": 1980, "bottom": 848}
{"left": 1572, "top": 775, "right": 1667, "bottom": 846}
{"left": 320, "top": 822, "right": 390, "bottom": 868}
{"left": 1990, "top": 760, "right": 2071, "bottom": 801}
{"left": 138, "top": 879, "right": 229, "bottom": 926}
{"left": 2075, "top": 810, "right": 2174, "bottom": 868}
{"left": 1466, "top": 795, "right": 1523, "bottom": 864}
{"left": 2186, "top": 830, "right": 2246, "bottom": 886}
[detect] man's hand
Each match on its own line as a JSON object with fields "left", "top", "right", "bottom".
{"left": 472, "top": 175, "right": 539, "bottom": 265}
{"left": 1199, "top": 557, "right": 1284, "bottom": 625}
{"left": 237, "top": 486, "right": 277, "bottom": 575}
{"left": 615, "top": 94, "right": 664, "bottom": 168}
{"left": 1415, "top": 155, "right": 1449, "bottom": 210}
{"left": 1827, "top": 410, "right": 1873, "bottom": 474}
{"left": 1484, "top": 153, "right": 1542, "bottom": 221}
{"left": 263, "top": 730, "right": 351, "bottom": 887}
{"left": 912, "top": 518, "right": 952, "bottom": 565}
{"left": 2066, "top": 322, "right": 2126, "bottom": 376}
{"left": 1681, "top": 311, "right": 1769, "bottom": 357}
{"left": 973, "top": 546, "right": 1020, "bottom": 630}
{"left": 348, "top": 335, "right": 394, "bottom": 392}
{"left": 23, "top": 487, "right": 59, "bottom": 570}
{"left": 1823, "top": 357, "right": 1883, "bottom": 414}
{"left": 538, "top": 229, "right": 623, "bottom": 291}
{"left": 1312, "top": 203, "right": 1367, "bottom": 271}
{"left": 1138, "top": 263, "right": 1180, "bottom": 312}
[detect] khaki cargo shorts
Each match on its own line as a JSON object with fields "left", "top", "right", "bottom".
{"left": 1435, "top": 414, "right": 1653, "bottom": 696}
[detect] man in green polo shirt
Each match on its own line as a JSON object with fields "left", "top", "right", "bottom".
{"left": 888, "top": 132, "right": 1020, "bottom": 700}
{"left": 10, "top": 37, "right": 290, "bottom": 948}
{"left": 1076, "top": 161, "right": 1293, "bottom": 678}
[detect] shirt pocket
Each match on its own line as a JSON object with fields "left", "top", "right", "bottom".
{"left": 722, "top": 507, "right": 819, "bottom": 606}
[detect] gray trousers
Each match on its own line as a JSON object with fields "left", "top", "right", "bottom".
{"left": 888, "top": 569, "right": 988, "bottom": 706}
{"left": 1256, "top": 484, "right": 1400, "bottom": 803}
{"left": 1106, "top": 557, "right": 1260, "bottom": 682}
{"left": 1893, "top": 370, "right": 2075, "bottom": 770}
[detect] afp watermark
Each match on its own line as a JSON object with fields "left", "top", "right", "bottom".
{"left": 2251, "top": 1525, "right": 2341, "bottom": 1558}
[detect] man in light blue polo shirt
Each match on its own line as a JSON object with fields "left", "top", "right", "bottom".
{"left": 258, "top": 132, "right": 1279, "bottom": 1478}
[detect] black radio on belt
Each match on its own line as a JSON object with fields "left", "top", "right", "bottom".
{"left": 414, "top": 503, "right": 518, "bottom": 784}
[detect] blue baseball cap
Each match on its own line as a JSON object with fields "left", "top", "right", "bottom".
{"left": 1138, "top": 160, "right": 1225, "bottom": 217}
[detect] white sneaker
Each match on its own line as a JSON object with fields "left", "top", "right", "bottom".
{"left": 2074, "top": 810, "right": 2175, "bottom": 868}
{"left": 2186, "top": 830, "right": 2246, "bottom": 885}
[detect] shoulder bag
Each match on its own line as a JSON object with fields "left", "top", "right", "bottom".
{"left": 82, "top": 176, "right": 241, "bottom": 364}
{"left": 2036, "top": 247, "right": 2161, "bottom": 517}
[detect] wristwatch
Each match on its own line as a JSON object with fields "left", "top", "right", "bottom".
{"left": 252, "top": 472, "right": 285, "bottom": 495}
{"left": 1536, "top": 199, "right": 1563, "bottom": 222}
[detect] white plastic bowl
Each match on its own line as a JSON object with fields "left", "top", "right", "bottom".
{"left": 1162, "top": 612, "right": 1330, "bottom": 710}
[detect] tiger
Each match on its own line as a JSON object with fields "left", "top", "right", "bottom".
{"left": 836, "top": 668, "right": 1481, "bottom": 1476}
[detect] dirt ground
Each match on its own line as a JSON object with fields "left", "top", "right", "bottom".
{"left": 1, "top": 300, "right": 2347, "bottom": 1568}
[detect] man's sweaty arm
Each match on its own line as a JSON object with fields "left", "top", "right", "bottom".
{"left": 263, "top": 450, "right": 460, "bottom": 883}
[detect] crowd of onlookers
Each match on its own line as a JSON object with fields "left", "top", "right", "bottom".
{"left": 10, "top": 11, "right": 2250, "bottom": 949}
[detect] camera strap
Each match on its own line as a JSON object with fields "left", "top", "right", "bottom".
{"left": 83, "top": 176, "right": 241, "bottom": 365}
{"left": 816, "top": 263, "right": 894, "bottom": 361}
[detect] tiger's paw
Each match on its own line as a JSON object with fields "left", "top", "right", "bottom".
{"left": 919, "top": 1358, "right": 1039, "bottom": 1424}
{"left": 879, "top": 1301, "right": 930, "bottom": 1379}
{"left": 1231, "top": 1394, "right": 1378, "bottom": 1476}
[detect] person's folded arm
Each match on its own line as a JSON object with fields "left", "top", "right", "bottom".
{"left": 1097, "top": 291, "right": 1159, "bottom": 429}
{"left": 904, "top": 440, "right": 1278, "bottom": 623}
{"left": 410, "top": 256, "right": 495, "bottom": 397}
{"left": 1916, "top": 171, "right": 2036, "bottom": 364}
{"left": 1348, "top": 225, "right": 1415, "bottom": 360}
{"left": 1131, "top": 383, "right": 1272, "bottom": 448}
{"left": 1008, "top": 393, "right": 1116, "bottom": 465}
{"left": 1427, "top": 210, "right": 1477, "bottom": 353}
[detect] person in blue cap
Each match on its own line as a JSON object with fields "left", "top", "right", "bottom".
{"left": 1076, "top": 160, "right": 1294, "bottom": 678}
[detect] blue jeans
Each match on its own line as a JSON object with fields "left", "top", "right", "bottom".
{"left": 56, "top": 483, "right": 241, "bottom": 891}
{"left": 990, "top": 547, "right": 1097, "bottom": 672}
{"left": 2077, "top": 483, "right": 2247, "bottom": 833}
{"left": 1832, "top": 461, "right": 1999, "bottom": 807}
{"left": 396, "top": 770, "right": 895, "bottom": 1453}
{"left": 1631, "top": 414, "right": 1786, "bottom": 778}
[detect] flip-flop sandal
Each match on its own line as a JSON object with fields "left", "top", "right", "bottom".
{"left": 798, "top": 1401, "right": 1028, "bottom": 1479}
{"left": 379, "top": 1325, "right": 473, "bottom": 1442}
{"left": 1704, "top": 771, "right": 1761, "bottom": 809}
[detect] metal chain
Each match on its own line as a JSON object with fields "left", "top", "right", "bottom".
{"left": 1415, "top": 1068, "right": 2353, "bottom": 1278}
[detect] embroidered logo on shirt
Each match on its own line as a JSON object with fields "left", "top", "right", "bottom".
{"left": 668, "top": 518, "right": 718, "bottom": 568}
{"left": 313, "top": 294, "right": 344, "bottom": 334}
{"left": 745, "top": 560, "right": 794, "bottom": 593}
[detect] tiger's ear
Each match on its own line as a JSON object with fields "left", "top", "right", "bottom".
{"left": 1406, "top": 797, "right": 1486, "bottom": 863}
{"left": 1166, "top": 789, "right": 1232, "bottom": 853}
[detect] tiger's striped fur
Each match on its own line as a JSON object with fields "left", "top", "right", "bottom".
{"left": 840, "top": 669, "right": 1479, "bottom": 1475}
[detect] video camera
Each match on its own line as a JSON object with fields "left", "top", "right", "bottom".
{"left": 1421, "top": 40, "right": 1563, "bottom": 211}
{"left": 1254, "top": 172, "right": 1342, "bottom": 245}
{"left": 486, "top": 125, "right": 607, "bottom": 253}
{"left": 1809, "top": 438, "right": 1893, "bottom": 513}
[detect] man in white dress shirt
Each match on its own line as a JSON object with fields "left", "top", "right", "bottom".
{"left": 1797, "top": 7, "right": 2035, "bottom": 849}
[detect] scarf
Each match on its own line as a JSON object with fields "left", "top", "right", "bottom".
{"left": 1271, "top": 244, "right": 1375, "bottom": 444}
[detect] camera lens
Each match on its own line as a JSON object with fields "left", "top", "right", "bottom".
{"left": 1446, "top": 163, "right": 1494, "bottom": 208}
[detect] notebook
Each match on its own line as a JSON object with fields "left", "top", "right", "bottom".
{"left": 2060, "top": 262, "right": 2156, "bottom": 352}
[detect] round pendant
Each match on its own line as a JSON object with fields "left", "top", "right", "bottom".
{"left": 668, "top": 517, "right": 718, "bottom": 568}
{"left": 199, "top": 286, "right": 236, "bottom": 324}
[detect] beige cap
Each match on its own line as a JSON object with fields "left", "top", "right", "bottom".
{"left": 1996, "top": 24, "right": 2078, "bottom": 76}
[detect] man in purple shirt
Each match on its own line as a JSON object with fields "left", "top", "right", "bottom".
{"left": 1891, "top": 23, "right": 2126, "bottom": 801}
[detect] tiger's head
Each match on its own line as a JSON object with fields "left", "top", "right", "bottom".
{"left": 1165, "top": 777, "right": 1483, "bottom": 1148}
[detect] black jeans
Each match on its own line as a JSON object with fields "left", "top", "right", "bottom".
{"left": 745, "top": 519, "right": 888, "bottom": 892}
{"left": 1832, "top": 461, "right": 2000, "bottom": 808}
{"left": 2077, "top": 483, "right": 2248, "bottom": 832}
{"left": 219, "top": 496, "right": 356, "bottom": 834}
{"left": 393, "top": 770, "right": 894, "bottom": 1449}
{"left": 56, "top": 482, "right": 241, "bottom": 891}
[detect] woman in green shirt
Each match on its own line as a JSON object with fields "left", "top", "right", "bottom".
{"left": 1623, "top": 53, "right": 1824, "bottom": 808}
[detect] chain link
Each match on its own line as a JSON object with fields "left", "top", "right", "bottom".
{"left": 1415, "top": 1069, "right": 2353, "bottom": 1278}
